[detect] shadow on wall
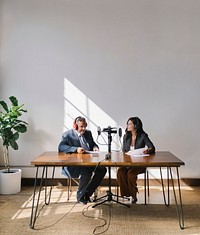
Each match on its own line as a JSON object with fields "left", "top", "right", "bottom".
{"left": 25, "top": 117, "right": 56, "bottom": 150}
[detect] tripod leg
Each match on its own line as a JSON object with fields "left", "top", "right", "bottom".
{"left": 92, "top": 166, "right": 130, "bottom": 208}
{"left": 111, "top": 198, "right": 130, "bottom": 207}
{"left": 92, "top": 199, "right": 109, "bottom": 208}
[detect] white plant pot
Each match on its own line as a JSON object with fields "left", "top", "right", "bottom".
{"left": 0, "top": 168, "right": 22, "bottom": 194}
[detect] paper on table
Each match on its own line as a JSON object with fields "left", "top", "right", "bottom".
{"left": 85, "top": 150, "right": 99, "bottom": 155}
{"left": 126, "top": 147, "right": 149, "bottom": 157}
{"left": 130, "top": 154, "right": 149, "bottom": 158}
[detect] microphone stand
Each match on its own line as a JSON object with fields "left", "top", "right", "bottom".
{"left": 92, "top": 131, "right": 130, "bottom": 208}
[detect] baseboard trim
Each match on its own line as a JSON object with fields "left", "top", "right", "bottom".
{"left": 181, "top": 178, "right": 200, "bottom": 186}
{"left": 21, "top": 178, "right": 119, "bottom": 187}
{"left": 21, "top": 178, "right": 200, "bottom": 187}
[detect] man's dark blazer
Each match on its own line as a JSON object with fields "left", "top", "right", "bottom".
{"left": 58, "top": 129, "right": 99, "bottom": 178}
{"left": 58, "top": 129, "right": 98, "bottom": 153}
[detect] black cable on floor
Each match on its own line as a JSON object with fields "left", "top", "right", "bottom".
{"left": 33, "top": 201, "right": 78, "bottom": 230}
{"left": 82, "top": 203, "right": 112, "bottom": 235}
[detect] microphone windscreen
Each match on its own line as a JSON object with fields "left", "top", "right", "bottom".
{"left": 97, "top": 126, "right": 101, "bottom": 135}
{"left": 118, "top": 128, "right": 122, "bottom": 138}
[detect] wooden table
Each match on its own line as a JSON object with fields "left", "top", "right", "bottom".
{"left": 29, "top": 151, "right": 185, "bottom": 229}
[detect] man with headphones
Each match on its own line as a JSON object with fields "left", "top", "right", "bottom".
{"left": 58, "top": 116, "right": 107, "bottom": 204}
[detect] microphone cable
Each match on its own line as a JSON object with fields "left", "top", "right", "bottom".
{"left": 34, "top": 193, "right": 78, "bottom": 230}
{"left": 82, "top": 159, "right": 118, "bottom": 235}
{"left": 80, "top": 158, "right": 110, "bottom": 234}
{"left": 82, "top": 159, "right": 119, "bottom": 235}
{"left": 82, "top": 203, "right": 112, "bottom": 235}
{"left": 77, "top": 158, "right": 106, "bottom": 202}
{"left": 99, "top": 159, "right": 119, "bottom": 234}
{"left": 96, "top": 133, "right": 122, "bottom": 152}
{"left": 96, "top": 134, "right": 108, "bottom": 146}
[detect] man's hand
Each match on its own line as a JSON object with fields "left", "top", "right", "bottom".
{"left": 77, "top": 147, "right": 85, "bottom": 153}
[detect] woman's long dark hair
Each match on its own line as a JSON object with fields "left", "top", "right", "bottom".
{"left": 125, "top": 117, "right": 144, "bottom": 139}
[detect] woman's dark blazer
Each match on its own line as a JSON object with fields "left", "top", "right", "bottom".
{"left": 122, "top": 132, "right": 155, "bottom": 153}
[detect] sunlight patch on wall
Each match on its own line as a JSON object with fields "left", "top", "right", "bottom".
{"left": 64, "top": 78, "right": 122, "bottom": 151}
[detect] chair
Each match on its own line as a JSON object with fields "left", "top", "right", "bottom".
{"left": 62, "top": 167, "right": 98, "bottom": 201}
{"left": 66, "top": 177, "right": 79, "bottom": 200}
{"left": 116, "top": 168, "right": 150, "bottom": 204}
{"left": 61, "top": 167, "right": 77, "bottom": 200}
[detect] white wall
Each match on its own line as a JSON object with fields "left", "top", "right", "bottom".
{"left": 0, "top": 0, "right": 200, "bottom": 178}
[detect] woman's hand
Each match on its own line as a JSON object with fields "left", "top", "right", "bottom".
{"left": 143, "top": 148, "right": 154, "bottom": 154}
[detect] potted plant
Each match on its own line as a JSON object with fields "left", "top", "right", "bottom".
{"left": 0, "top": 96, "right": 28, "bottom": 194}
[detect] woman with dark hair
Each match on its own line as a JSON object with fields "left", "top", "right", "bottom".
{"left": 117, "top": 117, "right": 155, "bottom": 203}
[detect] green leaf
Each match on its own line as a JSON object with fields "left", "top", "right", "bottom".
{"left": 12, "top": 132, "right": 19, "bottom": 141}
{"left": 20, "top": 109, "right": 27, "bottom": 113}
{"left": 1, "top": 128, "right": 13, "bottom": 137}
{"left": 9, "top": 139, "right": 19, "bottom": 150}
{"left": 0, "top": 101, "right": 9, "bottom": 112}
{"left": 9, "top": 96, "right": 18, "bottom": 106}
{"left": 14, "top": 124, "right": 27, "bottom": 133}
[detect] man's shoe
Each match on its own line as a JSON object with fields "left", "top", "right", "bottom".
{"left": 78, "top": 196, "right": 87, "bottom": 205}
{"left": 84, "top": 192, "right": 91, "bottom": 203}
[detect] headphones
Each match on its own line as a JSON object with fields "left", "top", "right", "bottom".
{"left": 73, "top": 116, "right": 87, "bottom": 130}
{"left": 134, "top": 117, "right": 139, "bottom": 130}
{"left": 126, "top": 117, "right": 141, "bottom": 132}
{"left": 134, "top": 117, "right": 142, "bottom": 131}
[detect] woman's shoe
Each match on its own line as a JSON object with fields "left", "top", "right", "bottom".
{"left": 132, "top": 198, "right": 137, "bottom": 204}
{"left": 123, "top": 196, "right": 130, "bottom": 201}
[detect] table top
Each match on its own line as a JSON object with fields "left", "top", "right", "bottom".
{"left": 31, "top": 151, "right": 185, "bottom": 167}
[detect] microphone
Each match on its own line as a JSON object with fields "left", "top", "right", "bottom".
{"left": 118, "top": 128, "right": 122, "bottom": 138}
{"left": 105, "top": 153, "right": 111, "bottom": 160}
{"left": 97, "top": 126, "right": 101, "bottom": 135}
{"left": 102, "top": 126, "right": 117, "bottom": 134}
